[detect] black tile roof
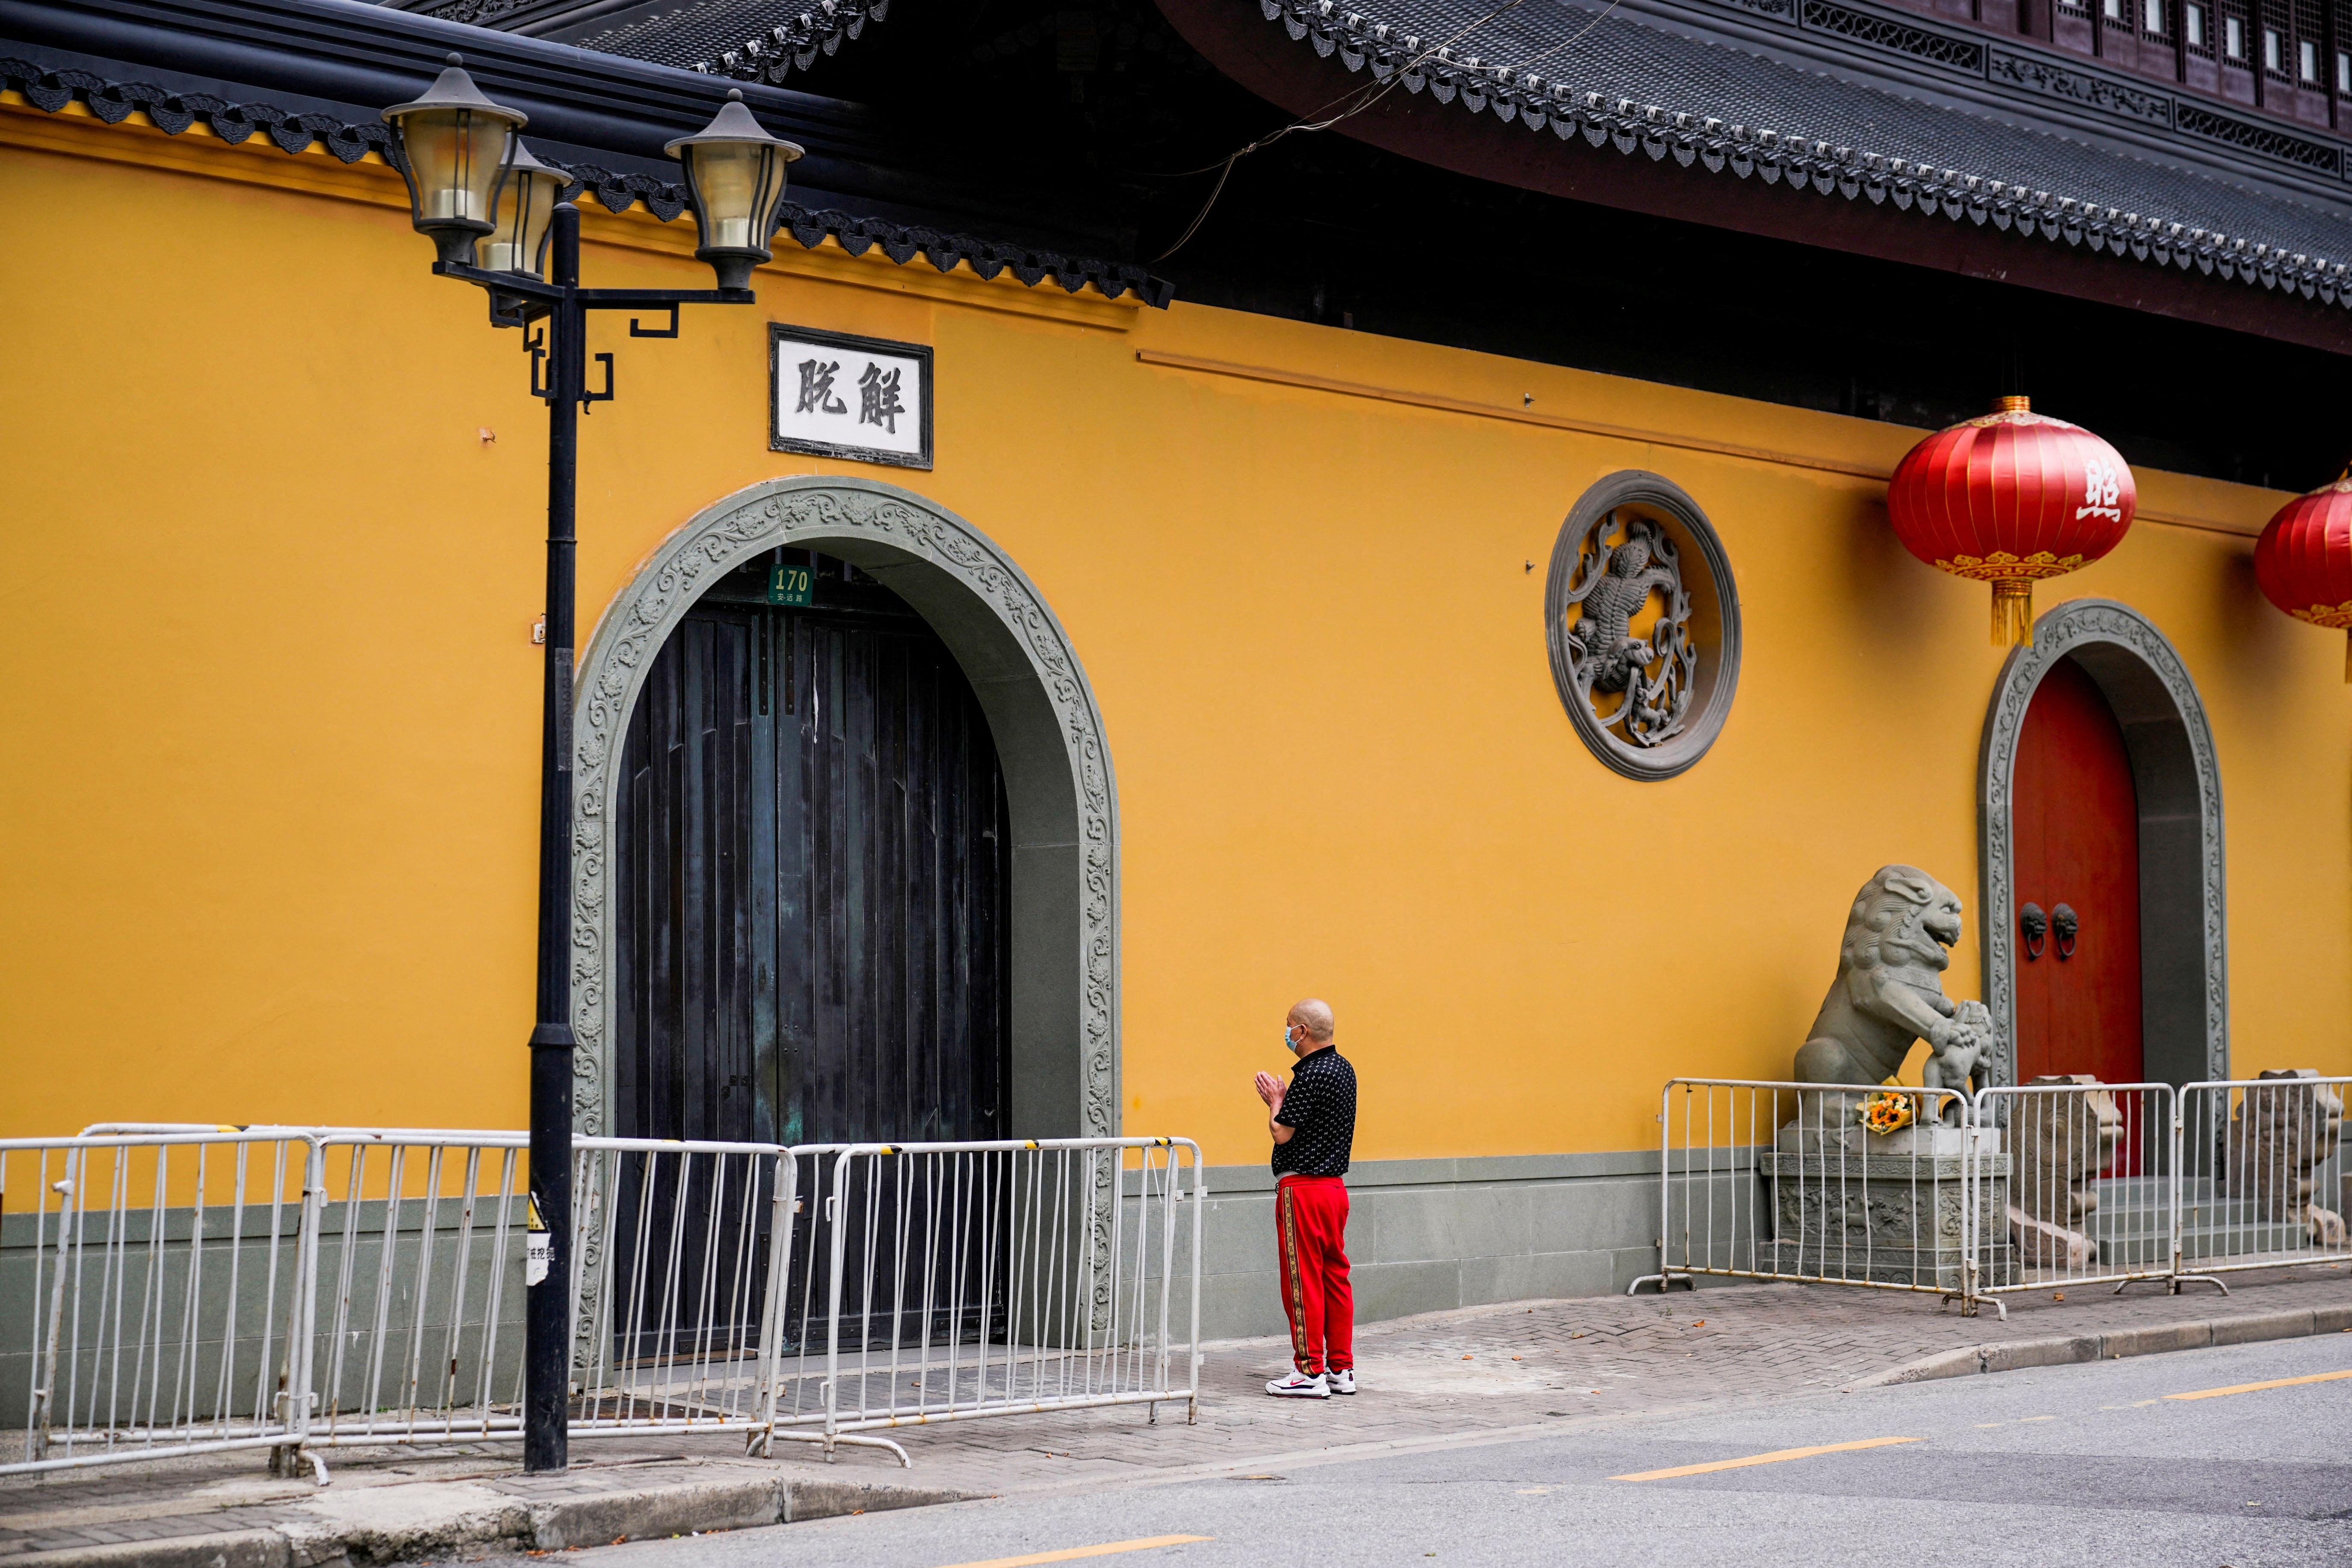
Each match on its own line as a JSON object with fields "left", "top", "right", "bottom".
{"left": 1257, "top": 0, "right": 2352, "bottom": 311}
{"left": 550, "top": 0, "right": 889, "bottom": 82}
{"left": 0, "top": 53, "right": 1170, "bottom": 305}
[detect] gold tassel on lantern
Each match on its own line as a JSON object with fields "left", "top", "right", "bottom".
{"left": 1992, "top": 580, "right": 2034, "bottom": 647}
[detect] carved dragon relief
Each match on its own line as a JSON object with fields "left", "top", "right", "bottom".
{"left": 1544, "top": 472, "right": 1741, "bottom": 783}
{"left": 1555, "top": 511, "right": 1698, "bottom": 748}
{"left": 568, "top": 478, "right": 1123, "bottom": 1350}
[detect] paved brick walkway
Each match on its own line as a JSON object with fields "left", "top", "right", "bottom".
{"left": 3, "top": 1263, "right": 2345, "bottom": 1560}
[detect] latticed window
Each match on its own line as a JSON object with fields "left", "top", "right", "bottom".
{"left": 2259, "top": 0, "right": 2291, "bottom": 73}
{"left": 2221, "top": 0, "right": 2251, "bottom": 56}
{"left": 2292, "top": 0, "right": 2324, "bottom": 77}
{"left": 2186, "top": 0, "right": 2212, "bottom": 48}
{"left": 2337, "top": 0, "right": 2352, "bottom": 90}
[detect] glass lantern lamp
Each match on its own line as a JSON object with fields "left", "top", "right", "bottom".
{"left": 478, "top": 141, "right": 569, "bottom": 278}
{"left": 664, "top": 90, "right": 804, "bottom": 290}
{"left": 382, "top": 53, "right": 527, "bottom": 266}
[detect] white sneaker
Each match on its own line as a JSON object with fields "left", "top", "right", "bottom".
{"left": 1327, "top": 1369, "right": 1356, "bottom": 1395}
{"left": 1265, "top": 1371, "right": 1329, "bottom": 1398}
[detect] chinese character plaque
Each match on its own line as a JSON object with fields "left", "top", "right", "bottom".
{"left": 769, "top": 325, "right": 934, "bottom": 470}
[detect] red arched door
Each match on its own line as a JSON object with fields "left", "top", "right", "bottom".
{"left": 2013, "top": 655, "right": 2143, "bottom": 1087}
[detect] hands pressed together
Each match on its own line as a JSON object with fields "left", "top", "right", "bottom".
{"left": 1255, "top": 1069, "right": 1296, "bottom": 1143}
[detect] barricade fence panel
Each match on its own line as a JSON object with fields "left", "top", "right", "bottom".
{"left": 2177, "top": 1076, "right": 2351, "bottom": 1276}
{"left": 2, "top": 1133, "right": 318, "bottom": 1475}
{"left": 5, "top": 1127, "right": 1200, "bottom": 1476}
{"left": 569, "top": 1137, "right": 793, "bottom": 1445}
{"left": 1966, "top": 1082, "right": 2176, "bottom": 1300}
{"left": 812, "top": 1139, "right": 1202, "bottom": 1446}
{"left": 1640, "top": 1080, "right": 1981, "bottom": 1298}
{"left": 305, "top": 1132, "right": 528, "bottom": 1449}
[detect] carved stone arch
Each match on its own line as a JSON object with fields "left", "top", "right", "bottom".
{"left": 1979, "top": 597, "right": 2226, "bottom": 1089}
{"left": 568, "top": 475, "right": 1120, "bottom": 1142}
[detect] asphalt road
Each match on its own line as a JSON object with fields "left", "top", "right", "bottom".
{"left": 570, "top": 1335, "right": 2352, "bottom": 1568}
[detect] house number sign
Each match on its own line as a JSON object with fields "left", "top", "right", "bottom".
{"left": 769, "top": 324, "right": 934, "bottom": 470}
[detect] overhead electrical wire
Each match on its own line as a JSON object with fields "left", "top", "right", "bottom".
{"left": 1147, "top": 0, "right": 1626, "bottom": 263}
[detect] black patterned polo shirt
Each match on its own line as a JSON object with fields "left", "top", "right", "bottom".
{"left": 1272, "top": 1045, "right": 1356, "bottom": 1178}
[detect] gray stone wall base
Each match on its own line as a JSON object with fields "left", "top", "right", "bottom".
{"left": 1196, "top": 1152, "right": 1679, "bottom": 1341}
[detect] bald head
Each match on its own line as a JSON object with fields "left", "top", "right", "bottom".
{"left": 1286, "top": 998, "right": 1336, "bottom": 1043}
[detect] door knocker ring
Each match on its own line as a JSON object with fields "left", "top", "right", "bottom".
{"left": 2051, "top": 902, "right": 2077, "bottom": 961}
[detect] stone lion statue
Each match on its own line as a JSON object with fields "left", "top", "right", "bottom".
{"left": 1795, "top": 865, "right": 1994, "bottom": 1123}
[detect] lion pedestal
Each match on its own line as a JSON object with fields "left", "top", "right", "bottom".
{"left": 1762, "top": 1121, "right": 2015, "bottom": 1290}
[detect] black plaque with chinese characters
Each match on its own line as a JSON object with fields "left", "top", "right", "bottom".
{"left": 768, "top": 324, "right": 933, "bottom": 469}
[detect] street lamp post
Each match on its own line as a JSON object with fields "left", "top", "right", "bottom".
{"left": 379, "top": 54, "right": 802, "bottom": 1474}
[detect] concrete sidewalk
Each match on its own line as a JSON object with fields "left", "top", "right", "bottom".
{"left": 4, "top": 1264, "right": 2346, "bottom": 1565}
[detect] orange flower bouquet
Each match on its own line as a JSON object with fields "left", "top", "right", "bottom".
{"left": 1857, "top": 1091, "right": 1915, "bottom": 1136}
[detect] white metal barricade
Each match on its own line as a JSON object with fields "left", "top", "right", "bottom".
{"left": 805, "top": 1138, "right": 1201, "bottom": 1453}
{"left": 1631, "top": 1079, "right": 1986, "bottom": 1302}
{"left": 9, "top": 1126, "right": 1203, "bottom": 1477}
{"left": 1964, "top": 1082, "right": 2181, "bottom": 1315}
{"left": 2176, "top": 1075, "right": 2351, "bottom": 1279}
{"left": 568, "top": 1136, "right": 803, "bottom": 1450}
{"left": 303, "top": 1132, "right": 817, "bottom": 1455}
{"left": 302, "top": 1131, "right": 526, "bottom": 1450}
{"left": 2, "top": 1132, "right": 321, "bottom": 1477}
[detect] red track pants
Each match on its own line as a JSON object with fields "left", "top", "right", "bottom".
{"left": 1274, "top": 1175, "right": 1353, "bottom": 1376}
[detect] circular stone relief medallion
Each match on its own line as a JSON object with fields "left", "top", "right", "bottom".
{"left": 1544, "top": 471, "right": 1742, "bottom": 781}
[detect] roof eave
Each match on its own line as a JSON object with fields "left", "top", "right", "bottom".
{"left": 1156, "top": 0, "right": 2352, "bottom": 354}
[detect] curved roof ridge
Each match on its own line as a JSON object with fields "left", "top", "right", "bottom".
{"left": 536, "top": 0, "right": 889, "bottom": 84}
{"left": 1256, "top": 0, "right": 2352, "bottom": 312}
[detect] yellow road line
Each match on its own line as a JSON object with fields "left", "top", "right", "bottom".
{"left": 2165, "top": 1368, "right": 2352, "bottom": 1401}
{"left": 1612, "top": 1436, "right": 1920, "bottom": 1482}
{"left": 931, "top": 1536, "right": 1212, "bottom": 1568}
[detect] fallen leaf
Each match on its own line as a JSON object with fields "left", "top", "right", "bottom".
{"left": 1462, "top": 1354, "right": 1473, "bottom": 1360}
{"left": 2054, "top": 1292, "right": 2065, "bottom": 1301}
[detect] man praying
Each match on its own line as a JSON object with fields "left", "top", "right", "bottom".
{"left": 1253, "top": 998, "right": 1357, "bottom": 1398}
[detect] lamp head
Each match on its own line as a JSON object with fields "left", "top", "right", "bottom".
{"left": 663, "top": 89, "right": 804, "bottom": 290}
{"left": 478, "top": 140, "right": 569, "bottom": 278}
{"left": 383, "top": 53, "right": 527, "bottom": 266}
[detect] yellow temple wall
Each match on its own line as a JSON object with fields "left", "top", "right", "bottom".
{"left": 4, "top": 101, "right": 2344, "bottom": 1163}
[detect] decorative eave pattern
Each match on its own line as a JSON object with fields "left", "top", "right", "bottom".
{"left": 1258, "top": 0, "right": 2352, "bottom": 311}
{"left": 0, "top": 54, "right": 1171, "bottom": 305}
{"left": 555, "top": 0, "right": 890, "bottom": 84}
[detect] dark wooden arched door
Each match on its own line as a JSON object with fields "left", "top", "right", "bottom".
{"left": 609, "top": 552, "right": 1012, "bottom": 1353}
{"left": 2012, "top": 654, "right": 2143, "bottom": 1087}
{"left": 615, "top": 550, "right": 1011, "bottom": 1148}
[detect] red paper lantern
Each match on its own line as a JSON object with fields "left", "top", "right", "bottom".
{"left": 2253, "top": 470, "right": 2352, "bottom": 682}
{"left": 1886, "top": 395, "right": 2136, "bottom": 645}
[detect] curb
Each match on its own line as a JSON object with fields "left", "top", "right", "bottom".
{"left": 1848, "top": 1302, "right": 2352, "bottom": 1390}
{"left": 9, "top": 1474, "right": 973, "bottom": 1568}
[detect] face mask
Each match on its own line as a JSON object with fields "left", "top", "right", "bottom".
{"left": 1280, "top": 1027, "right": 1296, "bottom": 1052}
